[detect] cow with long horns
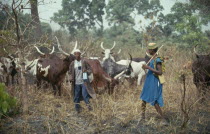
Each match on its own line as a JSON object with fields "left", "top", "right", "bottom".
{"left": 102, "top": 54, "right": 133, "bottom": 79}
{"left": 101, "top": 42, "right": 121, "bottom": 62}
{"left": 192, "top": 45, "right": 210, "bottom": 100}
{"left": 35, "top": 43, "right": 75, "bottom": 96}
{"left": 117, "top": 60, "right": 146, "bottom": 86}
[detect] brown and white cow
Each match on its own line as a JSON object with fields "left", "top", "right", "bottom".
{"left": 35, "top": 45, "right": 75, "bottom": 96}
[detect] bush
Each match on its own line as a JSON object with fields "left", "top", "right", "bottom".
{"left": 0, "top": 83, "right": 17, "bottom": 118}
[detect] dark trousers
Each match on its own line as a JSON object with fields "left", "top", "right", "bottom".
{"left": 74, "top": 84, "right": 90, "bottom": 110}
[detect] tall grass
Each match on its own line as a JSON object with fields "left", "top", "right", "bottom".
{"left": 0, "top": 45, "right": 209, "bottom": 134}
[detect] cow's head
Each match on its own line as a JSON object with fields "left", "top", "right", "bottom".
{"left": 3, "top": 48, "right": 20, "bottom": 71}
{"left": 114, "top": 54, "right": 133, "bottom": 79}
{"left": 101, "top": 42, "right": 121, "bottom": 62}
{"left": 55, "top": 36, "right": 85, "bottom": 57}
{"left": 55, "top": 36, "right": 76, "bottom": 63}
{"left": 0, "top": 57, "right": 14, "bottom": 74}
{"left": 34, "top": 45, "right": 55, "bottom": 58}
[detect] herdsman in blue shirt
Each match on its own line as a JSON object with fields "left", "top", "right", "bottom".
{"left": 140, "top": 43, "right": 168, "bottom": 125}
{"left": 69, "top": 49, "right": 96, "bottom": 113}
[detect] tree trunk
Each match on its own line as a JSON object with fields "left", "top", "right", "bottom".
{"left": 12, "top": 0, "right": 28, "bottom": 114}
{"left": 29, "top": 0, "right": 42, "bottom": 40}
{"left": 19, "top": 51, "right": 28, "bottom": 114}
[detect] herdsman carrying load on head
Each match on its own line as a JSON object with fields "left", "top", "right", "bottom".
{"left": 140, "top": 43, "right": 168, "bottom": 125}
{"left": 69, "top": 49, "right": 96, "bottom": 113}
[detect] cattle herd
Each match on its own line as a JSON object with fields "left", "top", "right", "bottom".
{"left": 0, "top": 38, "right": 209, "bottom": 99}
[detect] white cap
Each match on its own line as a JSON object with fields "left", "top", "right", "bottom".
{"left": 74, "top": 49, "right": 81, "bottom": 53}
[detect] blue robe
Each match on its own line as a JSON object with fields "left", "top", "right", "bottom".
{"left": 140, "top": 58, "right": 164, "bottom": 107}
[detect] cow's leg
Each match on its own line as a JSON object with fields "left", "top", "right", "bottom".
{"left": 16, "top": 73, "right": 19, "bottom": 84}
{"left": 108, "top": 82, "right": 114, "bottom": 94}
{"left": 11, "top": 75, "right": 15, "bottom": 85}
{"left": 195, "top": 82, "right": 206, "bottom": 102}
{"left": 52, "top": 84, "right": 57, "bottom": 96}
{"left": 57, "top": 84, "right": 62, "bottom": 96}
{"left": 5, "top": 75, "right": 9, "bottom": 86}
{"left": 138, "top": 71, "right": 146, "bottom": 86}
{"left": 36, "top": 78, "right": 41, "bottom": 89}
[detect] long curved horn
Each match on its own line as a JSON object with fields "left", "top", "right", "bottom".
{"left": 100, "top": 42, "right": 105, "bottom": 50}
{"left": 110, "top": 41, "right": 116, "bottom": 50}
{"left": 117, "top": 49, "right": 121, "bottom": 54}
{"left": 34, "top": 46, "right": 45, "bottom": 55}
{"left": 114, "top": 70, "right": 125, "bottom": 79}
{"left": 81, "top": 43, "right": 89, "bottom": 56}
{"left": 49, "top": 46, "right": 55, "bottom": 54}
{"left": 55, "top": 36, "right": 69, "bottom": 56}
{"left": 71, "top": 41, "right": 78, "bottom": 54}
{"left": 81, "top": 51, "right": 86, "bottom": 56}
{"left": 128, "top": 53, "right": 132, "bottom": 65}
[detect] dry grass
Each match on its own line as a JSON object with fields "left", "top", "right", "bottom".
{"left": 0, "top": 46, "right": 210, "bottom": 134}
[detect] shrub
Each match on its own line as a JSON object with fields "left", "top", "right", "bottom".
{"left": 0, "top": 83, "right": 17, "bottom": 118}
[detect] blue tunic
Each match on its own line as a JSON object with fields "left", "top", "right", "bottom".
{"left": 140, "top": 58, "right": 164, "bottom": 107}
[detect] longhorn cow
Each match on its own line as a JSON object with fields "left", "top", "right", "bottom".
{"left": 100, "top": 42, "right": 121, "bottom": 62}
{"left": 117, "top": 60, "right": 147, "bottom": 86}
{"left": 192, "top": 46, "right": 210, "bottom": 100}
{"left": 35, "top": 42, "right": 75, "bottom": 96}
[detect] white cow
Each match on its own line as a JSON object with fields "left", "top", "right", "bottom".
{"left": 100, "top": 42, "right": 121, "bottom": 62}
{"left": 116, "top": 60, "right": 147, "bottom": 86}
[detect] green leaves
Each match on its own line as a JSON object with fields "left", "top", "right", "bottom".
{"left": 0, "top": 83, "right": 17, "bottom": 116}
{"left": 106, "top": 0, "right": 135, "bottom": 25}
{"left": 175, "top": 15, "right": 209, "bottom": 47}
{"left": 2, "top": 101, "right": 9, "bottom": 114}
{"left": 51, "top": 0, "right": 106, "bottom": 36}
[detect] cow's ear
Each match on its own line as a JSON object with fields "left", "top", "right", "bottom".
{"left": 102, "top": 52, "right": 105, "bottom": 54}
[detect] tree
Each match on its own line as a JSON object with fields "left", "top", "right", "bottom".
{"left": 51, "top": 0, "right": 105, "bottom": 36}
{"left": 41, "top": 22, "right": 52, "bottom": 35}
{"left": 29, "top": 0, "right": 42, "bottom": 40}
{"left": 189, "top": 0, "right": 210, "bottom": 24}
{"left": 175, "top": 15, "right": 209, "bottom": 47}
{"left": 135, "top": 0, "right": 163, "bottom": 42}
{"left": 106, "top": 0, "right": 136, "bottom": 26}
{"left": 158, "top": 2, "right": 195, "bottom": 38}
{"left": 135, "top": 0, "right": 163, "bottom": 19}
